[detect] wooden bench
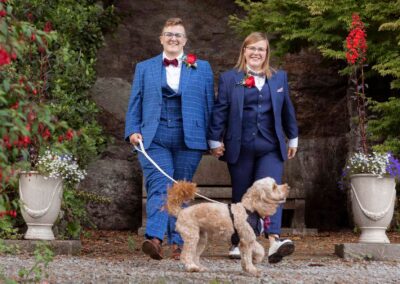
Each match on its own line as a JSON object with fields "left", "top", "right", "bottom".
{"left": 140, "top": 155, "right": 316, "bottom": 235}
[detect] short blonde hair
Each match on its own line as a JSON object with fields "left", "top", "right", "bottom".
{"left": 234, "top": 32, "right": 272, "bottom": 78}
{"left": 161, "top": 18, "right": 185, "bottom": 34}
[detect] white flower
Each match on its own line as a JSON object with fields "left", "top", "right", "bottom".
{"left": 37, "top": 149, "right": 86, "bottom": 184}
{"left": 347, "top": 151, "right": 390, "bottom": 176}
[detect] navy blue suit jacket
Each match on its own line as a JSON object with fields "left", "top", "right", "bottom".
{"left": 125, "top": 53, "right": 214, "bottom": 150}
{"left": 208, "top": 69, "right": 298, "bottom": 163}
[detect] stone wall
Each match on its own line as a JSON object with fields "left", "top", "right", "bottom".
{"left": 85, "top": 0, "right": 350, "bottom": 230}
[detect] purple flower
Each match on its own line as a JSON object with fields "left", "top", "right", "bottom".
{"left": 386, "top": 152, "right": 400, "bottom": 180}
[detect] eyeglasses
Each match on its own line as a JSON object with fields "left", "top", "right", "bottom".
{"left": 162, "top": 32, "right": 186, "bottom": 39}
{"left": 245, "top": 46, "right": 267, "bottom": 53}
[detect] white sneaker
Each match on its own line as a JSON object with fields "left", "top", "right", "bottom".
{"left": 229, "top": 246, "right": 241, "bottom": 259}
{"left": 268, "top": 238, "right": 295, "bottom": 264}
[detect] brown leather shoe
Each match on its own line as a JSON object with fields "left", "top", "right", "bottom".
{"left": 142, "top": 239, "right": 163, "bottom": 260}
{"left": 171, "top": 244, "right": 182, "bottom": 260}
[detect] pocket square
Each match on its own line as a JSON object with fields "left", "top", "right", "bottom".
{"left": 277, "top": 87, "right": 284, "bottom": 93}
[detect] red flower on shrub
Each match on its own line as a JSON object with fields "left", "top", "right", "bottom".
{"left": 42, "top": 128, "right": 51, "bottom": 140}
{"left": 27, "top": 110, "right": 36, "bottom": 122}
{"left": 58, "top": 135, "right": 64, "bottom": 143}
{"left": 346, "top": 13, "right": 367, "bottom": 65}
{"left": 2, "top": 135, "right": 11, "bottom": 149}
{"left": 0, "top": 10, "right": 6, "bottom": 17}
{"left": 10, "top": 101, "right": 19, "bottom": 109}
{"left": 66, "top": 129, "right": 74, "bottom": 141}
{"left": 21, "top": 136, "right": 31, "bottom": 147}
{"left": 345, "top": 13, "right": 368, "bottom": 154}
{"left": 0, "top": 210, "right": 17, "bottom": 218}
{"left": 0, "top": 47, "right": 11, "bottom": 66}
{"left": 44, "top": 21, "right": 52, "bottom": 33}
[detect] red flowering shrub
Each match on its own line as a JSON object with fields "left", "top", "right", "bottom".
{"left": 0, "top": 1, "right": 73, "bottom": 234}
{"left": 345, "top": 13, "right": 368, "bottom": 154}
{"left": 346, "top": 14, "right": 367, "bottom": 65}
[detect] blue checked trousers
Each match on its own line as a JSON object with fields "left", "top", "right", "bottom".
{"left": 138, "top": 123, "right": 203, "bottom": 245}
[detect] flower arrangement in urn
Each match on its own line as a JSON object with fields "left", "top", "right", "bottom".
{"left": 341, "top": 13, "right": 399, "bottom": 243}
{"left": 341, "top": 13, "right": 400, "bottom": 179}
{"left": 344, "top": 152, "right": 400, "bottom": 181}
{"left": 37, "top": 149, "right": 87, "bottom": 185}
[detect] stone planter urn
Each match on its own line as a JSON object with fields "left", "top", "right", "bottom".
{"left": 350, "top": 174, "right": 396, "bottom": 243}
{"left": 19, "top": 171, "right": 63, "bottom": 240}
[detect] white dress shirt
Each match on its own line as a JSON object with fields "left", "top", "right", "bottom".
{"left": 163, "top": 52, "right": 183, "bottom": 92}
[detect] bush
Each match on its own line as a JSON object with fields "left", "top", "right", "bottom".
{"left": 0, "top": 0, "right": 116, "bottom": 239}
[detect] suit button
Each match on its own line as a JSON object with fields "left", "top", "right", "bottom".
{"left": 252, "top": 132, "right": 256, "bottom": 136}
{"left": 258, "top": 105, "right": 261, "bottom": 108}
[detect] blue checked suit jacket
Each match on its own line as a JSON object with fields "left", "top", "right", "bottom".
{"left": 125, "top": 53, "right": 214, "bottom": 150}
{"left": 208, "top": 69, "right": 298, "bottom": 163}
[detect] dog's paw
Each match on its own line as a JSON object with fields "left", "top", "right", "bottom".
{"left": 185, "top": 264, "right": 201, "bottom": 272}
{"left": 244, "top": 267, "right": 262, "bottom": 277}
{"left": 198, "top": 265, "right": 208, "bottom": 272}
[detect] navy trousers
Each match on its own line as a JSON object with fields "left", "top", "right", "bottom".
{"left": 228, "top": 132, "right": 284, "bottom": 236}
{"left": 138, "top": 123, "right": 203, "bottom": 245}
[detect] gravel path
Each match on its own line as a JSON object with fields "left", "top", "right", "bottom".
{"left": 1, "top": 255, "right": 400, "bottom": 283}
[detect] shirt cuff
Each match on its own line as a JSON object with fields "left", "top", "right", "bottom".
{"left": 288, "top": 137, "right": 298, "bottom": 148}
{"left": 208, "top": 140, "right": 222, "bottom": 149}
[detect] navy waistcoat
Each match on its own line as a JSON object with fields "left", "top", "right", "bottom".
{"left": 241, "top": 83, "right": 277, "bottom": 144}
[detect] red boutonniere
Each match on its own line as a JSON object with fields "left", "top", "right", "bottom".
{"left": 183, "top": 53, "right": 197, "bottom": 68}
{"left": 237, "top": 74, "right": 255, "bottom": 88}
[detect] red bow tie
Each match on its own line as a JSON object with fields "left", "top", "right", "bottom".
{"left": 163, "top": 58, "right": 179, "bottom": 67}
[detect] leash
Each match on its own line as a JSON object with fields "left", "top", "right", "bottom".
{"left": 134, "top": 140, "right": 224, "bottom": 204}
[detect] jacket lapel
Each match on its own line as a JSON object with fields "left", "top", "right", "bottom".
{"left": 234, "top": 71, "right": 245, "bottom": 120}
{"left": 150, "top": 54, "right": 163, "bottom": 97}
{"left": 266, "top": 72, "right": 277, "bottom": 114}
{"left": 179, "top": 60, "right": 191, "bottom": 93}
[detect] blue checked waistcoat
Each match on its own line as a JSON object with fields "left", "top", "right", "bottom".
{"left": 125, "top": 53, "right": 214, "bottom": 150}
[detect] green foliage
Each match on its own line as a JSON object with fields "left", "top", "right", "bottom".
{"left": 0, "top": 241, "right": 54, "bottom": 283}
{"left": 0, "top": 196, "right": 19, "bottom": 239}
{"left": 368, "top": 97, "right": 400, "bottom": 155}
{"left": 17, "top": 242, "right": 54, "bottom": 282}
{"left": 127, "top": 235, "right": 136, "bottom": 252}
{"left": 230, "top": 0, "right": 400, "bottom": 155}
{"left": 230, "top": 0, "right": 399, "bottom": 86}
{"left": 0, "top": 0, "right": 116, "bottom": 239}
{"left": 0, "top": 240, "right": 20, "bottom": 255}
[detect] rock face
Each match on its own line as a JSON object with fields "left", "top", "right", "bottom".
{"left": 87, "top": 0, "right": 350, "bottom": 230}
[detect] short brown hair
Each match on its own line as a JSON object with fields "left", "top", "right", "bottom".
{"left": 161, "top": 18, "right": 185, "bottom": 33}
{"left": 234, "top": 32, "right": 273, "bottom": 78}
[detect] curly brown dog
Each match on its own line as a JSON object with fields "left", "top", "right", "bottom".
{"left": 167, "top": 177, "right": 289, "bottom": 277}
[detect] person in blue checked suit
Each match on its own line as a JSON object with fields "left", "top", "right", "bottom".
{"left": 208, "top": 32, "right": 298, "bottom": 263}
{"left": 125, "top": 18, "right": 214, "bottom": 261}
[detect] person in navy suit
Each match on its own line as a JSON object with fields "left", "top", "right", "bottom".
{"left": 125, "top": 18, "right": 214, "bottom": 260}
{"left": 208, "top": 32, "right": 298, "bottom": 263}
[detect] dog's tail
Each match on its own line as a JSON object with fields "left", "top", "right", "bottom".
{"left": 166, "top": 181, "right": 197, "bottom": 217}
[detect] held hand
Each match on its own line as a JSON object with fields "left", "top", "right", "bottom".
{"left": 287, "top": 147, "right": 297, "bottom": 159}
{"left": 211, "top": 144, "right": 225, "bottom": 158}
{"left": 129, "top": 133, "right": 143, "bottom": 146}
